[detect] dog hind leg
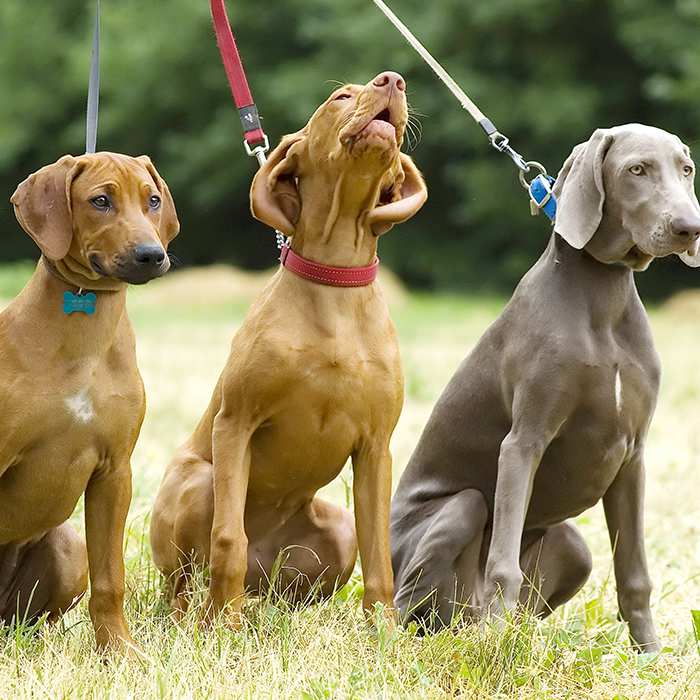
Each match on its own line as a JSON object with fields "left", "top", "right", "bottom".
{"left": 0, "top": 522, "right": 87, "bottom": 625}
{"left": 519, "top": 521, "right": 592, "bottom": 617}
{"left": 394, "top": 489, "right": 487, "bottom": 629}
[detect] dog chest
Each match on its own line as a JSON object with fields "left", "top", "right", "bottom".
{"left": 526, "top": 357, "right": 656, "bottom": 527}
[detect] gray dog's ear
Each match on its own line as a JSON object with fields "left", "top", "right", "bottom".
{"left": 250, "top": 131, "right": 306, "bottom": 236}
{"left": 553, "top": 129, "right": 614, "bottom": 249}
{"left": 10, "top": 155, "right": 82, "bottom": 260}
{"left": 138, "top": 155, "right": 180, "bottom": 245}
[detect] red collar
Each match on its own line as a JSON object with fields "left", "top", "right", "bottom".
{"left": 279, "top": 244, "right": 379, "bottom": 287}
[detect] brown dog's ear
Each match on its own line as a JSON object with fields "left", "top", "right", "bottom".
{"left": 250, "top": 132, "right": 306, "bottom": 236}
{"left": 10, "top": 155, "right": 82, "bottom": 260}
{"left": 553, "top": 129, "right": 614, "bottom": 249}
{"left": 368, "top": 153, "right": 427, "bottom": 236}
{"left": 138, "top": 156, "right": 180, "bottom": 244}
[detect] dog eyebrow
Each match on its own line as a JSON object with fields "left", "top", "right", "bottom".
{"left": 86, "top": 181, "right": 120, "bottom": 194}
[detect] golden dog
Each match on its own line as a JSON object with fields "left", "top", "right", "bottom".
{"left": 150, "top": 71, "right": 427, "bottom": 626}
{"left": 1, "top": 153, "right": 178, "bottom": 651}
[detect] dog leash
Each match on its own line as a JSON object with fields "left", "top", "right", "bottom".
{"left": 85, "top": 0, "right": 100, "bottom": 155}
{"left": 209, "top": 0, "right": 379, "bottom": 287}
{"left": 371, "top": 0, "right": 556, "bottom": 222}
{"left": 210, "top": 0, "right": 270, "bottom": 167}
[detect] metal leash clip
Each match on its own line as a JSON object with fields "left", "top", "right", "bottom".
{"left": 489, "top": 132, "right": 530, "bottom": 173}
{"left": 243, "top": 134, "right": 270, "bottom": 168}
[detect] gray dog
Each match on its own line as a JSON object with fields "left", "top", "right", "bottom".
{"left": 391, "top": 124, "right": 700, "bottom": 651}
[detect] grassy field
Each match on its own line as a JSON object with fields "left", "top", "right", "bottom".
{"left": 1, "top": 261, "right": 700, "bottom": 698}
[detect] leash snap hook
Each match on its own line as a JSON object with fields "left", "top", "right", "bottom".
{"left": 243, "top": 134, "right": 270, "bottom": 168}
{"left": 489, "top": 132, "right": 529, "bottom": 173}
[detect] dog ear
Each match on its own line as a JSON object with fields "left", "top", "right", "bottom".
{"left": 138, "top": 156, "right": 180, "bottom": 245}
{"left": 368, "top": 153, "right": 428, "bottom": 236}
{"left": 553, "top": 129, "right": 614, "bottom": 249}
{"left": 10, "top": 155, "right": 82, "bottom": 260}
{"left": 250, "top": 132, "right": 306, "bottom": 236}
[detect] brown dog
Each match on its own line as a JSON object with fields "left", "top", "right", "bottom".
{"left": 150, "top": 71, "right": 427, "bottom": 626}
{"left": 0, "top": 153, "right": 178, "bottom": 651}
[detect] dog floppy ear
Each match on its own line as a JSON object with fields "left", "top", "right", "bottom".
{"left": 138, "top": 155, "right": 180, "bottom": 245}
{"left": 10, "top": 155, "right": 83, "bottom": 260}
{"left": 553, "top": 129, "right": 614, "bottom": 249}
{"left": 368, "top": 153, "right": 427, "bottom": 236}
{"left": 250, "top": 131, "right": 306, "bottom": 236}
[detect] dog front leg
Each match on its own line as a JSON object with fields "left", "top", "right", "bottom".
{"left": 84, "top": 459, "right": 135, "bottom": 653}
{"left": 603, "top": 449, "right": 660, "bottom": 653}
{"left": 205, "top": 412, "right": 253, "bottom": 629}
{"left": 353, "top": 441, "right": 396, "bottom": 626}
{"left": 483, "top": 431, "right": 548, "bottom": 620}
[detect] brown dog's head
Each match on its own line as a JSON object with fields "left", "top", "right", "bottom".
{"left": 251, "top": 72, "right": 427, "bottom": 246}
{"left": 554, "top": 124, "right": 700, "bottom": 270}
{"left": 11, "top": 152, "right": 179, "bottom": 285}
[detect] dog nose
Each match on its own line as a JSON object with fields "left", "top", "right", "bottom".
{"left": 671, "top": 216, "right": 700, "bottom": 241}
{"left": 372, "top": 71, "right": 406, "bottom": 92}
{"left": 133, "top": 244, "right": 166, "bottom": 267}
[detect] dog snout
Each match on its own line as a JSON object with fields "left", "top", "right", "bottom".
{"left": 372, "top": 71, "right": 406, "bottom": 92}
{"left": 108, "top": 242, "right": 169, "bottom": 285}
{"left": 670, "top": 215, "right": 700, "bottom": 242}
{"left": 133, "top": 243, "right": 166, "bottom": 268}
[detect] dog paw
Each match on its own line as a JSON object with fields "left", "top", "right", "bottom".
{"left": 363, "top": 599, "right": 398, "bottom": 633}
{"left": 200, "top": 596, "right": 245, "bottom": 632}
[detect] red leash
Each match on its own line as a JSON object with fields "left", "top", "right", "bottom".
{"left": 209, "top": 1, "right": 379, "bottom": 287}
{"left": 210, "top": 0, "right": 268, "bottom": 160}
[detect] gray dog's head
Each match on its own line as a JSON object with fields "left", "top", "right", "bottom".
{"left": 553, "top": 124, "right": 700, "bottom": 270}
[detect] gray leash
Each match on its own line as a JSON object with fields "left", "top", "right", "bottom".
{"left": 371, "top": 0, "right": 558, "bottom": 222}
{"left": 85, "top": 0, "right": 100, "bottom": 154}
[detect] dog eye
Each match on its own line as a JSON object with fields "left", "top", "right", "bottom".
{"left": 683, "top": 164, "right": 694, "bottom": 177}
{"left": 90, "top": 195, "right": 111, "bottom": 210}
{"left": 334, "top": 93, "right": 352, "bottom": 101}
{"left": 629, "top": 164, "right": 645, "bottom": 176}
{"left": 149, "top": 195, "right": 162, "bottom": 209}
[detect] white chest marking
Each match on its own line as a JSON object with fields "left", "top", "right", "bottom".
{"left": 614, "top": 369, "right": 623, "bottom": 414}
{"left": 65, "top": 390, "right": 95, "bottom": 424}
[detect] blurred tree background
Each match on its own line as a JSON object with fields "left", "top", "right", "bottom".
{"left": 1, "top": 0, "right": 699, "bottom": 297}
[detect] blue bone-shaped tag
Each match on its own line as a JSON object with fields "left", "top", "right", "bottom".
{"left": 529, "top": 174, "right": 557, "bottom": 222}
{"left": 63, "top": 291, "right": 96, "bottom": 315}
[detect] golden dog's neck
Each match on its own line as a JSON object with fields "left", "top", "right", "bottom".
{"left": 42, "top": 256, "right": 126, "bottom": 293}
{"left": 290, "top": 169, "right": 384, "bottom": 268}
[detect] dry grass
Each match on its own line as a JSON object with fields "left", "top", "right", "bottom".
{"left": 1, "top": 263, "right": 700, "bottom": 698}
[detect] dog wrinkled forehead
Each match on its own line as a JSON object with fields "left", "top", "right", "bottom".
{"left": 606, "top": 123, "right": 691, "bottom": 161}
{"left": 74, "top": 152, "right": 157, "bottom": 190}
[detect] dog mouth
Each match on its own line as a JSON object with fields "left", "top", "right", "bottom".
{"left": 340, "top": 102, "right": 404, "bottom": 150}
{"left": 624, "top": 245, "right": 655, "bottom": 270}
{"left": 357, "top": 107, "right": 397, "bottom": 140}
{"left": 90, "top": 252, "right": 170, "bottom": 285}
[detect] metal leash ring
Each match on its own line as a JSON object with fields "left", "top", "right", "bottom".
{"left": 518, "top": 161, "right": 549, "bottom": 190}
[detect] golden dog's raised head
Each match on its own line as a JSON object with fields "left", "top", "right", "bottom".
{"left": 251, "top": 71, "right": 427, "bottom": 247}
{"left": 11, "top": 153, "right": 179, "bottom": 285}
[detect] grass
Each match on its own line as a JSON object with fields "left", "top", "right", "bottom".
{"left": 1, "top": 261, "right": 700, "bottom": 698}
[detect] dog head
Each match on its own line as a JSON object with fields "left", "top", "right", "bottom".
{"left": 250, "top": 71, "right": 427, "bottom": 239}
{"left": 553, "top": 124, "right": 700, "bottom": 270}
{"left": 11, "top": 153, "right": 179, "bottom": 285}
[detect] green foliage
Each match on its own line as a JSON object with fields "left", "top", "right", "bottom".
{"left": 1, "top": 0, "right": 699, "bottom": 296}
